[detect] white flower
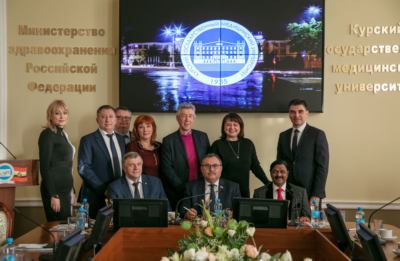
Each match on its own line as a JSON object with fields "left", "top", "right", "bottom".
{"left": 194, "top": 248, "right": 209, "bottom": 261}
{"left": 170, "top": 252, "right": 180, "bottom": 261}
{"left": 218, "top": 245, "right": 229, "bottom": 255}
{"left": 303, "top": 258, "right": 313, "bottom": 261}
{"left": 227, "top": 229, "right": 236, "bottom": 237}
{"left": 208, "top": 253, "right": 216, "bottom": 261}
{"left": 280, "top": 250, "right": 293, "bottom": 261}
{"left": 246, "top": 226, "right": 256, "bottom": 237}
{"left": 160, "top": 257, "right": 170, "bottom": 261}
{"left": 200, "top": 220, "right": 208, "bottom": 228}
{"left": 259, "top": 252, "right": 271, "bottom": 261}
{"left": 228, "top": 248, "right": 240, "bottom": 260}
{"left": 183, "top": 248, "right": 196, "bottom": 261}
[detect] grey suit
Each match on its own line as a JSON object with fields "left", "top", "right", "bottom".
{"left": 253, "top": 183, "right": 311, "bottom": 221}
{"left": 277, "top": 124, "right": 329, "bottom": 199}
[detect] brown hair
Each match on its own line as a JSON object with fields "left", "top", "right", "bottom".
{"left": 220, "top": 112, "right": 244, "bottom": 139}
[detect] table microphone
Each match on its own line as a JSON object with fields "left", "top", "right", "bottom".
{"left": 367, "top": 196, "right": 400, "bottom": 228}
{"left": 174, "top": 185, "right": 224, "bottom": 224}
{"left": 13, "top": 207, "right": 57, "bottom": 260}
{"left": 0, "top": 141, "right": 17, "bottom": 159}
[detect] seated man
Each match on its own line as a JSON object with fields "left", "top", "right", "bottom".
{"left": 107, "top": 152, "right": 169, "bottom": 206}
{"left": 253, "top": 160, "right": 310, "bottom": 222}
{"left": 182, "top": 153, "right": 241, "bottom": 219}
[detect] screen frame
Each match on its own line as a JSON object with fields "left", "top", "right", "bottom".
{"left": 232, "top": 197, "right": 288, "bottom": 228}
{"left": 324, "top": 203, "right": 354, "bottom": 253}
{"left": 118, "top": 0, "right": 325, "bottom": 113}
{"left": 84, "top": 204, "right": 114, "bottom": 250}
{"left": 54, "top": 229, "right": 85, "bottom": 261}
{"left": 112, "top": 198, "right": 168, "bottom": 231}
{"left": 356, "top": 224, "right": 387, "bottom": 261}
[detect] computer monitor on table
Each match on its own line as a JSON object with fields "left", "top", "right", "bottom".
{"left": 232, "top": 198, "right": 288, "bottom": 228}
{"left": 356, "top": 224, "right": 387, "bottom": 261}
{"left": 112, "top": 199, "right": 168, "bottom": 231}
{"left": 52, "top": 229, "right": 85, "bottom": 261}
{"left": 84, "top": 204, "right": 113, "bottom": 250}
{"left": 324, "top": 203, "right": 354, "bottom": 253}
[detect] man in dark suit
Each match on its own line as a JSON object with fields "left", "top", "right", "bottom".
{"left": 78, "top": 105, "right": 125, "bottom": 218}
{"left": 161, "top": 103, "right": 210, "bottom": 210}
{"left": 253, "top": 160, "right": 310, "bottom": 223}
{"left": 107, "top": 152, "right": 168, "bottom": 205}
{"left": 181, "top": 153, "right": 241, "bottom": 219}
{"left": 115, "top": 106, "right": 132, "bottom": 145}
{"left": 277, "top": 99, "right": 329, "bottom": 204}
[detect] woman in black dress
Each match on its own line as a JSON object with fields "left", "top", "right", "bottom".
{"left": 210, "top": 113, "right": 270, "bottom": 197}
{"left": 38, "top": 100, "right": 75, "bottom": 221}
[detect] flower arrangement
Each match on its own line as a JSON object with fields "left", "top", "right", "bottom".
{"left": 161, "top": 202, "right": 311, "bottom": 261}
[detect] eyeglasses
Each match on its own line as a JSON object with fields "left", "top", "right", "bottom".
{"left": 201, "top": 164, "right": 222, "bottom": 169}
{"left": 116, "top": 116, "right": 131, "bottom": 120}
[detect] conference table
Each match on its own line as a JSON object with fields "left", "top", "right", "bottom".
{"left": 13, "top": 222, "right": 400, "bottom": 260}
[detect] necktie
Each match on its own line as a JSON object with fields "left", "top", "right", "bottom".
{"left": 124, "top": 134, "right": 130, "bottom": 145}
{"left": 107, "top": 134, "right": 121, "bottom": 177}
{"left": 132, "top": 182, "right": 141, "bottom": 199}
{"left": 209, "top": 184, "right": 216, "bottom": 212}
{"left": 277, "top": 187, "right": 284, "bottom": 200}
{"left": 292, "top": 129, "right": 299, "bottom": 158}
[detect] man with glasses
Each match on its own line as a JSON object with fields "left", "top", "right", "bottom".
{"left": 180, "top": 153, "right": 241, "bottom": 220}
{"left": 115, "top": 106, "right": 132, "bottom": 145}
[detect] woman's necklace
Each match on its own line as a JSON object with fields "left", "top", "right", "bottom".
{"left": 227, "top": 140, "right": 240, "bottom": 159}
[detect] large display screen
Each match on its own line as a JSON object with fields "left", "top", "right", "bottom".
{"left": 119, "top": 0, "right": 324, "bottom": 112}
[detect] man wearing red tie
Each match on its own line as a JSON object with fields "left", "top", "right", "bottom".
{"left": 253, "top": 160, "right": 310, "bottom": 222}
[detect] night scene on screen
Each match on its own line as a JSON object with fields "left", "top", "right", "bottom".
{"left": 119, "top": 0, "right": 324, "bottom": 112}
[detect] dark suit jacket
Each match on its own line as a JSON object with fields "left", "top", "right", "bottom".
{"left": 107, "top": 175, "right": 168, "bottom": 201}
{"left": 181, "top": 178, "right": 241, "bottom": 217}
{"left": 277, "top": 124, "right": 329, "bottom": 199}
{"left": 253, "top": 183, "right": 311, "bottom": 221}
{"left": 160, "top": 129, "right": 210, "bottom": 209}
{"left": 78, "top": 129, "right": 125, "bottom": 218}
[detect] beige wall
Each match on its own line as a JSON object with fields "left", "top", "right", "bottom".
{"left": 5, "top": 0, "right": 400, "bottom": 205}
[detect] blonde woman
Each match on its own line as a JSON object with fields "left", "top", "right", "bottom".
{"left": 38, "top": 100, "right": 75, "bottom": 221}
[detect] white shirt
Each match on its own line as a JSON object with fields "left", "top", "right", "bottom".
{"left": 126, "top": 175, "right": 143, "bottom": 199}
{"left": 272, "top": 183, "right": 287, "bottom": 200}
{"left": 99, "top": 128, "right": 123, "bottom": 175}
{"left": 204, "top": 180, "right": 220, "bottom": 204}
{"left": 290, "top": 122, "right": 307, "bottom": 150}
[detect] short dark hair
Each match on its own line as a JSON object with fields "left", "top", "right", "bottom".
{"left": 269, "top": 160, "right": 289, "bottom": 173}
{"left": 201, "top": 153, "right": 222, "bottom": 165}
{"left": 115, "top": 106, "right": 132, "bottom": 114}
{"left": 220, "top": 112, "right": 244, "bottom": 139}
{"left": 288, "top": 99, "right": 309, "bottom": 111}
{"left": 96, "top": 105, "right": 116, "bottom": 116}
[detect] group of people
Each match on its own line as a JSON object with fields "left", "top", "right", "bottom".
{"left": 38, "top": 99, "right": 329, "bottom": 223}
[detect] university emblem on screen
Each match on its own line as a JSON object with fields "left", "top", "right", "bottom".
{"left": 181, "top": 20, "right": 259, "bottom": 86}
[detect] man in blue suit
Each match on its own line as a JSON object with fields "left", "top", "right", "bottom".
{"left": 107, "top": 152, "right": 169, "bottom": 207}
{"left": 78, "top": 105, "right": 125, "bottom": 218}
